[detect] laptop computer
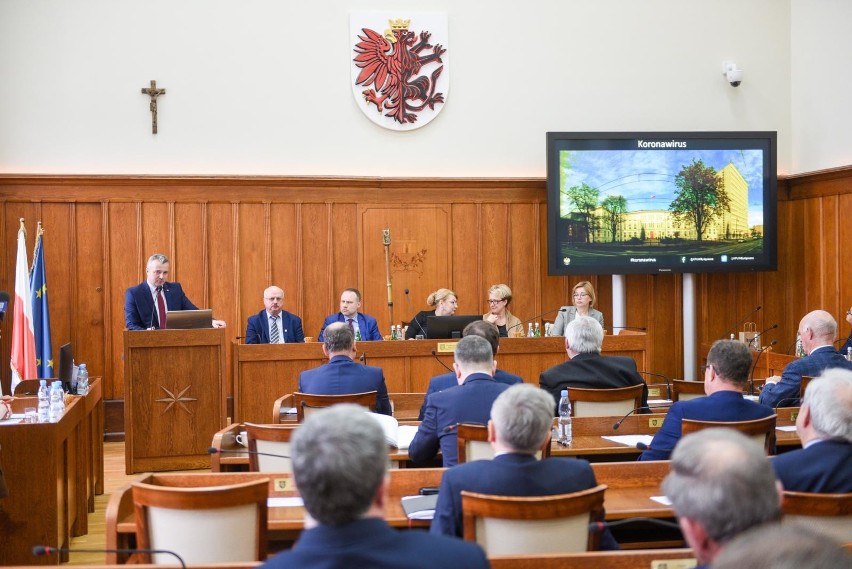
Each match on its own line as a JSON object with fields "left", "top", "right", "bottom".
{"left": 166, "top": 309, "right": 213, "bottom": 329}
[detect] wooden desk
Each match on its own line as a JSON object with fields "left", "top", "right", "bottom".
{"left": 489, "top": 549, "right": 695, "bottom": 569}
{"left": 82, "top": 378, "right": 105, "bottom": 511}
{"left": 233, "top": 334, "right": 646, "bottom": 423}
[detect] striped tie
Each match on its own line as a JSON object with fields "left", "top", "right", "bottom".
{"left": 270, "top": 315, "right": 280, "bottom": 344}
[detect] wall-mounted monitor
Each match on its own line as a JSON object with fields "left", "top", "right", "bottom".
{"left": 546, "top": 131, "right": 777, "bottom": 275}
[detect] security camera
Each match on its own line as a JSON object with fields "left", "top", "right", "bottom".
{"left": 722, "top": 62, "right": 743, "bottom": 87}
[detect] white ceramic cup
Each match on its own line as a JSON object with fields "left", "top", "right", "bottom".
{"left": 235, "top": 431, "right": 248, "bottom": 447}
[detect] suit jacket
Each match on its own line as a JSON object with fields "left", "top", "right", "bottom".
{"left": 418, "top": 369, "right": 523, "bottom": 420}
{"left": 405, "top": 310, "right": 434, "bottom": 339}
{"left": 547, "top": 306, "right": 605, "bottom": 336}
{"left": 481, "top": 310, "right": 524, "bottom": 337}
{"left": 260, "top": 517, "right": 488, "bottom": 569}
{"left": 839, "top": 330, "right": 852, "bottom": 357}
{"left": 771, "top": 439, "right": 852, "bottom": 493}
{"left": 124, "top": 281, "right": 198, "bottom": 330}
{"left": 408, "top": 373, "right": 509, "bottom": 467}
{"left": 430, "top": 452, "right": 619, "bottom": 550}
{"left": 759, "top": 346, "right": 852, "bottom": 407}
{"left": 539, "top": 352, "right": 649, "bottom": 414}
{"left": 298, "top": 355, "right": 392, "bottom": 415}
{"left": 639, "top": 390, "right": 774, "bottom": 461}
{"left": 318, "top": 312, "right": 383, "bottom": 342}
{"left": 245, "top": 310, "right": 304, "bottom": 344}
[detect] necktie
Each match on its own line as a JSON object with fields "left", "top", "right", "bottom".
{"left": 270, "top": 315, "right": 280, "bottom": 344}
{"left": 156, "top": 288, "right": 167, "bottom": 329}
{"left": 347, "top": 318, "right": 354, "bottom": 332}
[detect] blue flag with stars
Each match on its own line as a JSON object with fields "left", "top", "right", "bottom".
{"left": 30, "top": 225, "right": 53, "bottom": 379}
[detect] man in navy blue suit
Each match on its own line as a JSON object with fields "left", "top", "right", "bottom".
{"left": 640, "top": 340, "right": 773, "bottom": 461}
{"left": 124, "top": 253, "right": 225, "bottom": 330}
{"left": 260, "top": 405, "right": 488, "bottom": 569}
{"left": 245, "top": 285, "right": 304, "bottom": 343}
{"left": 431, "top": 383, "right": 619, "bottom": 550}
{"left": 298, "top": 322, "right": 392, "bottom": 415}
{"left": 409, "top": 335, "right": 510, "bottom": 467}
{"left": 318, "top": 288, "right": 383, "bottom": 342}
{"left": 839, "top": 306, "right": 852, "bottom": 357}
{"left": 760, "top": 310, "right": 852, "bottom": 407}
{"left": 771, "top": 369, "right": 852, "bottom": 493}
{"left": 418, "top": 320, "right": 522, "bottom": 420}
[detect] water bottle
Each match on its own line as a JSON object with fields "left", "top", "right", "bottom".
{"left": 558, "top": 389, "right": 572, "bottom": 446}
{"left": 48, "top": 381, "right": 65, "bottom": 423}
{"left": 396, "top": 325, "right": 403, "bottom": 340}
{"left": 527, "top": 323, "right": 534, "bottom": 338}
{"left": 390, "top": 326, "right": 397, "bottom": 341}
{"left": 534, "top": 322, "right": 541, "bottom": 337}
{"left": 847, "top": 347, "right": 851, "bottom": 362}
{"left": 77, "top": 363, "right": 90, "bottom": 395}
{"left": 37, "top": 379, "right": 50, "bottom": 423}
{"left": 355, "top": 329, "right": 362, "bottom": 342}
{"left": 795, "top": 335, "right": 805, "bottom": 358}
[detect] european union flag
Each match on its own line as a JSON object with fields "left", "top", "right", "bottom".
{"left": 30, "top": 223, "right": 53, "bottom": 379}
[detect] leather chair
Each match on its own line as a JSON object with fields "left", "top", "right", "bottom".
{"left": 568, "top": 384, "right": 644, "bottom": 417}
{"left": 243, "top": 422, "right": 298, "bottom": 472}
{"left": 456, "top": 423, "right": 551, "bottom": 464}
{"left": 671, "top": 379, "right": 706, "bottom": 402}
{"left": 681, "top": 414, "right": 777, "bottom": 454}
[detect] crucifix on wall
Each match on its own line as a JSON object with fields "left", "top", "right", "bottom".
{"left": 141, "top": 80, "right": 166, "bottom": 134}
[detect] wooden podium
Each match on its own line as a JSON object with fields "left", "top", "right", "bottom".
{"left": 124, "top": 328, "right": 226, "bottom": 474}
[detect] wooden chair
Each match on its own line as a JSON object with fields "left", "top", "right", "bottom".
{"left": 782, "top": 490, "right": 851, "bottom": 544}
{"left": 243, "top": 422, "right": 298, "bottom": 472}
{"left": 12, "top": 379, "right": 41, "bottom": 396}
{"left": 272, "top": 393, "right": 295, "bottom": 423}
{"left": 671, "top": 379, "right": 706, "bottom": 402}
{"left": 389, "top": 392, "right": 426, "bottom": 421}
{"left": 461, "top": 485, "right": 607, "bottom": 555}
{"left": 456, "top": 423, "right": 551, "bottom": 464}
{"left": 131, "top": 478, "right": 268, "bottom": 564}
{"left": 681, "top": 414, "right": 777, "bottom": 454}
{"left": 799, "top": 375, "right": 814, "bottom": 399}
{"left": 292, "top": 391, "right": 377, "bottom": 422}
{"left": 569, "top": 384, "right": 644, "bottom": 417}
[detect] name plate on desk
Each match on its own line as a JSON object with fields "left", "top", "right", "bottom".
{"left": 436, "top": 342, "right": 459, "bottom": 353}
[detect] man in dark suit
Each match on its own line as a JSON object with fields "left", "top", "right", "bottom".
{"left": 408, "top": 335, "right": 510, "bottom": 467}
{"left": 539, "top": 316, "right": 648, "bottom": 414}
{"left": 760, "top": 310, "right": 852, "bottom": 407}
{"left": 245, "top": 285, "right": 304, "bottom": 343}
{"left": 124, "top": 253, "right": 225, "bottom": 330}
{"left": 260, "top": 405, "right": 488, "bottom": 569}
{"left": 771, "top": 369, "right": 852, "bottom": 493}
{"left": 418, "top": 320, "right": 522, "bottom": 420}
{"left": 430, "top": 383, "right": 619, "bottom": 549}
{"left": 298, "top": 322, "right": 391, "bottom": 415}
{"left": 640, "top": 340, "right": 774, "bottom": 461}
{"left": 318, "top": 288, "right": 383, "bottom": 342}
{"left": 839, "top": 306, "right": 852, "bottom": 357}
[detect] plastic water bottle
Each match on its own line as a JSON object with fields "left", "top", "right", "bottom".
{"left": 847, "top": 347, "right": 851, "bottom": 362}
{"left": 558, "top": 389, "right": 572, "bottom": 446}
{"left": 390, "top": 326, "right": 396, "bottom": 340}
{"left": 48, "top": 381, "right": 65, "bottom": 422}
{"left": 527, "top": 323, "right": 534, "bottom": 338}
{"left": 77, "top": 363, "right": 89, "bottom": 395}
{"left": 534, "top": 322, "right": 541, "bottom": 337}
{"left": 396, "top": 325, "right": 403, "bottom": 340}
{"left": 37, "top": 379, "right": 50, "bottom": 423}
{"left": 355, "top": 328, "right": 362, "bottom": 341}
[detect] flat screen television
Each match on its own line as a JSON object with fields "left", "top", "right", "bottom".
{"left": 546, "top": 131, "right": 778, "bottom": 275}
{"left": 426, "top": 315, "right": 483, "bottom": 339}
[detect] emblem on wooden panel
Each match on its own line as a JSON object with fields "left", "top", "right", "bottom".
{"left": 392, "top": 249, "right": 428, "bottom": 275}
{"left": 156, "top": 385, "right": 197, "bottom": 415}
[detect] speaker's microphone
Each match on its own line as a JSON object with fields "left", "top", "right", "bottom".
{"left": 33, "top": 546, "right": 186, "bottom": 568}
{"left": 404, "top": 288, "right": 427, "bottom": 339}
{"left": 721, "top": 305, "right": 761, "bottom": 340}
{"left": 589, "top": 517, "right": 681, "bottom": 532}
{"left": 774, "top": 397, "right": 802, "bottom": 411}
{"left": 748, "top": 323, "right": 779, "bottom": 348}
{"left": 0, "top": 290, "right": 10, "bottom": 323}
{"left": 208, "top": 447, "right": 291, "bottom": 460}
{"left": 636, "top": 442, "right": 674, "bottom": 453}
{"left": 612, "top": 406, "right": 668, "bottom": 430}
{"left": 636, "top": 370, "right": 672, "bottom": 400}
{"left": 431, "top": 350, "right": 453, "bottom": 373}
{"left": 749, "top": 340, "right": 778, "bottom": 396}
{"left": 508, "top": 308, "right": 567, "bottom": 334}
{"left": 359, "top": 351, "right": 367, "bottom": 364}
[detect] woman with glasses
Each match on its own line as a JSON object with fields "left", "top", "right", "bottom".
{"left": 546, "top": 280, "right": 605, "bottom": 336}
{"left": 483, "top": 284, "right": 524, "bottom": 338}
{"left": 405, "top": 288, "right": 459, "bottom": 339}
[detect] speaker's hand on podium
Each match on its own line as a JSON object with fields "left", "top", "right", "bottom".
{"left": 212, "top": 319, "right": 226, "bottom": 328}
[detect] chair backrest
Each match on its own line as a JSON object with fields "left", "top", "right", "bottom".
{"left": 569, "top": 385, "right": 644, "bottom": 417}
{"left": 671, "top": 379, "right": 706, "bottom": 402}
{"left": 388, "top": 392, "right": 426, "bottom": 421}
{"left": 456, "top": 423, "right": 551, "bottom": 464}
{"left": 272, "top": 393, "right": 294, "bottom": 424}
{"left": 782, "top": 490, "right": 852, "bottom": 543}
{"left": 292, "top": 391, "right": 377, "bottom": 422}
{"left": 681, "top": 414, "right": 777, "bottom": 454}
{"left": 131, "top": 478, "right": 268, "bottom": 564}
{"left": 243, "top": 422, "right": 298, "bottom": 472}
{"left": 799, "top": 375, "right": 814, "bottom": 399}
{"left": 13, "top": 379, "right": 41, "bottom": 396}
{"left": 461, "top": 485, "right": 607, "bottom": 556}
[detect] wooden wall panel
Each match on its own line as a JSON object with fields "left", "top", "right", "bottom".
{"left": 174, "top": 203, "right": 207, "bottom": 307}
{"left": 507, "top": 203, "right": 539, "bottom": 324}
{"left": 238, "top": 203, "right": 268, "bottom": 337}
{"left": 301, "top": 203, "right": 333, "bottom": 337}
{"left": 330, "top": 202, "right": 359, "bottom": 317}
{"left": 206, "top": 202, "right": 237, "bottom": 340}
{"left": 270, "top": 203, "right": 301, "bottom": 318}
{"left": 73, "top": 203, "right": 106, "bottom": 394}
{"left": 108, "top": 202, "right": 138, "bottom": 399}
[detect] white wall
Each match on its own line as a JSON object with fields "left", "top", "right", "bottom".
{"left": 0, "top": 0, "right": 815, "bottom": 176}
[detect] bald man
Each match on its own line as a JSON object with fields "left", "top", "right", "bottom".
{"left": 245, "top": 286, "right": 305, "bottom": 343}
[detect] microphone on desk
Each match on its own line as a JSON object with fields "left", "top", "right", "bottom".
{"left": 636, "top": 370, "right": 671, "bottom": 400}
{"left": 748, "top": 323, "right": 779, "bottom": 348}
{"left": 612, "top": 406, "right": 668, "bottom": 431}
{"left": 404, "top": 288, "right": 428, "bottom": 339}
{"left": 721, "top": 305, "right": 761, "bottom": 340}
{"left": 441, "top": 422, "right": 485, "bottom": 433}
{"left": 508, "top": 308, "right": 567, "bottom": 334}
{"left": 748, "top": 340, "right": 778, "bottom": 396}
{"left": 774, "top": 397, "right": 801, "bottom": 411}
{"left": 431, "top": 350, "right": 454, "bottom": 373}
{"left": 589, "top": 517, "right": 681, "bottom": 532}
{"left": 208, "top": 447, "right": 291, "bottom": 460}
{"left": 33, "top": 546, "right": 186, "bottom": 568}
{"left": 635, "top": 442, "right": 674, "bottom": 453}
{"left": 359, "top": 351, "right": 367, "bottom": 364}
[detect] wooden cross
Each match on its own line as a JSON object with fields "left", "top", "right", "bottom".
{"left": 141, "top": 80, "right": 166, "bottom": 134}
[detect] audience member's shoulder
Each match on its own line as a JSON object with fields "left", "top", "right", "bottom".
{"left": 398, "top": 531, "right": 488, "bottom": 568}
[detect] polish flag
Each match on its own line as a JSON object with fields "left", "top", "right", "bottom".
{"left": 10, "top": 220, "right": 37, "bottom": 390}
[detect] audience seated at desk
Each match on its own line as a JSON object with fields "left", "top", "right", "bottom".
{"left": 318, "top": 288, "right": 382, "bottom": 342}
{"left": 771, "top": 369, "right": 852, "bottom": 493}
{"left": 405, "top": 288, "right": 458, "bottom": 339}
{"left": 640, "top": 340, "right": 773, "bottom": 461}
{"left": 760, "top": 310, "right": 852, "bottom": 407}
{"left": 297, "top": 323, "right": 391, "bottom": 415}
{"left": 409, "top": 335, "right": 509, "bottom": 466}
{"left": 539, "top": 316, "right": 648, "bottom": 414}
{"left": 419, "top": 320, "right": 522, "bottom": 420}
{"left": 431, "top": 383, "right": 618, "bottom": 550}
{"left": 260, "top": 405, "right": 489, "bottom": 569}
{"left": 245, "top": 285, "right": 304, "bottom": 344}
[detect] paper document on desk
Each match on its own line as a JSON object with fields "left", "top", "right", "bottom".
{"left": 268, "top": 496, "right": 304, "bottom": 507}
{"left": 776, "top": 425, "right": 797, "bottom": 432}
{"left": 602, "top": 435, "right": 654, "bottom": 448}
{"left": 401, "top": 494, "right": 437, "bottom": 520}
{"left": 366, "top": 412, "right": 418, "bottom": 450}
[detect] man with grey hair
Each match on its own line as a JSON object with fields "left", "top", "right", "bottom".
{"left": 711, "top": 522, "right": 852, "bottom": 569}
{"left": 298, "top": 322, "right": 391, "bottom": 415}
{"left": 408, "top": 335, "right": 510, "bottom": 466}
{"left": 771, "top": 368, "right": 852, "bottom": 492}
{"left": 662, "top": 428, "right": 782, "bottom": 569}
{"left": 539, "top": 316, "right": 647, "bottom": 414}
{"left": 760, "top": 309, "right": 852, "bottom": 407}
{"left": 430, "top": 384, "right": 619, "bottom": 549}
{"left": 260, "top": 405, "right": 489, "bottom": 569}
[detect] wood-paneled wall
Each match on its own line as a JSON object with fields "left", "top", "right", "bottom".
{"left": 1, "top": 169, "right": 850, "bottom": 404}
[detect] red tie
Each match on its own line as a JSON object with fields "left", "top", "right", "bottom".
{"left": 347, "top": 318, "right": 354, "bottom": 331}
{"left": 157, "top": 288, "right": 167, "bottom": 329}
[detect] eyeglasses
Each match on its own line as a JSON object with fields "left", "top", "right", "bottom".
{"left": 488, "top": 299, "right": 505, "bottom": 304}
{"left": 573, "top": 292, "right": 589, "bottom": 298}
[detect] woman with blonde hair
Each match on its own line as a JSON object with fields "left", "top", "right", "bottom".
{"left": 547, "top": 280, "right": 605, "bottom": 336}
{"left": 483, "top": 284, "right": 524, "bottom": 338}
{"left": 405, "top": 288, "right": 458, "bottom": 339}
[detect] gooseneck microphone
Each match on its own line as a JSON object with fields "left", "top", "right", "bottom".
{"left": 636, "top": 441, "right": 674, "bottom": 453}
{"left": 508, "top": 308, "right": 567, "bottom": 334}
{"left": 431, "top": 350, "right": 453, "bottom": 372}
{"left": 0, "top": 290, "right": 10, "bottom": 322}
{"left": 748, "top": 323, "right": 779, "bottom": 348}
{"left": 359, "top": 352, "right": 368, "bottom": 364}
{"left": 404, "top": 288, "right": 428, "bottom": 339}
{"left": 590, "top": 517, "right": 681, "bottom": 532}
{"left": 636, "top": 371, "right": 672, "bottom": 400}
{"left": 208, "top": 447, "right": 291, "bottom": 460}
{"left": 748, "top": 340, "right": 778, "bottom": 396}
{"left": 721, "top": 305, "right": 761, "bottom": 340}
{"left": 33, "top": 546, "right": 186, "bottom": 568}
{"left": 612, "top": 406, "right": 668, "bottom": 430}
